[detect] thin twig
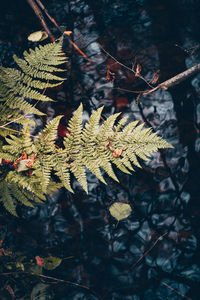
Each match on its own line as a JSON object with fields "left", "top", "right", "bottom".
{"left": 68, "top": 39, "right": 92, "bottom": 62}
{"left": 130, "top": 232, "right": 168, "bottom": 269}
{"left": 111, "top": 60, "right": 200, "bottom": 98}
{"left": 114, "top": 87, "right": 146, "bottom": 94}
{"left": 0, "top": 271, "right": 89, "bottom": 291}
{"left": 160, "top": 280, "right": 192, "bottom": 300}
{"left": 35, "top": 0, "right": 60, "bottom": 29}
{"left": 26, "top": 0, "right": 55, "bottom": 41}
{"left": 0, "top": 126, "right": 34, "bottom": 137}
{"left": 101, "top": 46, "right": 154, "bottom": 89}
{"left": 33, "top": 273, "right": 90, "bottom": 290}
{"left": 160, "top": 63, "right": 200, "bottom": 89}
{"left": 32, "top": 0, "right": 91, "bottom": 62}
{"left": 1, "top": 271, "right": 102, "bottom": 299}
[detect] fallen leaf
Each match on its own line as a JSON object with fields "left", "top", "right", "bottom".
{"left": 28, "top": 30, "right": 48, "bottom": 42}
{"left": 135, "top": 64, "right": 142, "bottom": 77}
{"left": 112, "top": 148, "right": 123, "bottom": 157}
{"left": 44, "top": 256, "right": 62, "bottom": 270}
{"left": 15, "top": 159, "right": 30, "bottom": 172}
{"left": 152, "top": 71, "right": 159, "bottom": 84}
{"left": 35, "top": 256, "right": 44, "bottom": 267}
{"left": 109, "top": 202, "right": 132, "bottom": 221}
{"left": 14, "top": 152, "right": 37, "bottom": 172}
{"left": 106, "top": 69, "right": 115, "bottom": 82}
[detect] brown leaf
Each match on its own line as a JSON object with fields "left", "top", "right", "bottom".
{"left": 112, "top": 148, "right": 123, "bottom": 157}
{"left": 152, "top": 71, "right": 159, "bottom": 84}
{"left": 135, "top": 64, "right": 142, "bottom": 77}
{"left": 14, "top": 152, "right": 37, "bottom": 171}
{"left": 35, "top": 256, "right": 44, "bottom": 267}
{"left": 106, "top": 69, "right": 115, "bottom": 82}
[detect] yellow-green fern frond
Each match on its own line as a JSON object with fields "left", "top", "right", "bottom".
{"left": 22, "top": 41, "right": 67, "bottom": 68}
{"left": 53, "top": 152, "right": 73, "bottom": 193}
{"left": 32, "top": 156, "right": 53, "bottom": 193}
{"left": 82, "top": 107, "right": 106, "bottom": 184}
{"left": 64, "top": 104, "right": 88, "bottom": 192}
{"left": 0, "top": 102, "right": 173, "bottom": 215}
{"left": 0, "top": 152, "right": 15, "bottom": 161}
{"left": 6, "top": 171, "right": 46, "bottom": 202}
{"left": 0, "top": 179, "right": 38, "bottom": 216}
{"left": 9, "top": 183, "right": 34, "bottom": 208}
{"left": 3, "top": 129, "right": 33, "bottom": 156}
{"left": 39, "top": 116, "right": 63, "bottom": 144}
{"left": 0, "top": 181, "right": 17, "bottom": 216}
{"left": 0, "top": 39, "right": 66, "bottom": 130}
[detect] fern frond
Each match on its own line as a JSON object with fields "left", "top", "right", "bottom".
{"left": 9, "top": 183, "right": 34, "bottom": 208}
{"left": 53, "top": 152, "right": 73, "bottom": 193}
{"left": 3, "top": 129, "right": 33, "bottom": 156}
{"left": 39, "top": 116, "right": 63, "bottom": 143}
{"left": 21, "top": 73, "right": 64, "bottom": 90}
{"left": 0, "top": 106, "right": 20, "bottom": 122}
{"left": 6, "top": 171, "right": 46, "bottom": 201}
{"left": 0, "top": 152, "right": 15, "bottom": 161}
{"left": 1, "top": 102, "right": 173, "bottom": 205}
{"left": 0, "top": 39, "right": 66, "bottom": 123}
{"left": 0, "top": 176, "right": 47, "bottom": 216}
{"left": 12, "top": 58, "right": 65, "bottom": 81}
{"left": 64, "top": 104, "right": 88, "bottom": 192}
{"left": 6, "top": 171, "right": 36, "bottom": 193}
{"left": 35, "top": 115, "right": 63, "bottom": 155}
{"left": 23, "top": 41, "right": 67, "bottom": 67}
{"left": 32, "top": 156, "right": 53, "bottom": 193}
{"left": 81, "top": 107, "right": 106, "bottom": 184}
{"left": 0, "top": 181, "right": 17, "bottom": 216}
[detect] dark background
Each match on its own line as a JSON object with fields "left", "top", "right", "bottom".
{"left": 0, "top": 0, "right": 200, "bottom": 299}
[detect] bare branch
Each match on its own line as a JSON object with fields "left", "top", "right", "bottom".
{"left": 144, "top": 63, "right": 200, "bottom": 95}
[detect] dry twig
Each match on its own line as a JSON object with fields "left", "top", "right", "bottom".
{"left": 130, "top": 232, "right": 168, "bottom": 269}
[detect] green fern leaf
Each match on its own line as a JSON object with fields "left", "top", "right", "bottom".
{"left": 64, "top": 104, "right": 88, "bottom": 192}
{"left": 0, "top": 181, "right": 17, "bottom": 216}
{"left": 0, "top": 39, "right": 66, "bottom": 123}
{"left": 33, "top": 156, "right": 53, "bottom": 193}
{"left": 9, "top": 183, "right": 34, "bottom": 208}
{"left": 53, "top": 152, "right": 73, "bottom": 193}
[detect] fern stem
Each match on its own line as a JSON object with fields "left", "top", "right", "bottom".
{"left": 0, "top": 126, "right": 34, "bottom": 137}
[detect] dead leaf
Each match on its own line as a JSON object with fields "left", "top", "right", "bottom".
{"left": 44, "top": 256, "right": 62, "bottom": 270}
{"left": 112, "top": 148, "right": 123, "bottom": 157}
{"left": 28, "top": 30, "right": 48, "bottom": 42}
{"left": 35, "top": 256, "right": 44, "bottom": 267}
{"left": 135, "top": 64, "right": 142, "bottom": 77}
{"left": 152, "top": 71, "right": 159, "bottom": 84}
